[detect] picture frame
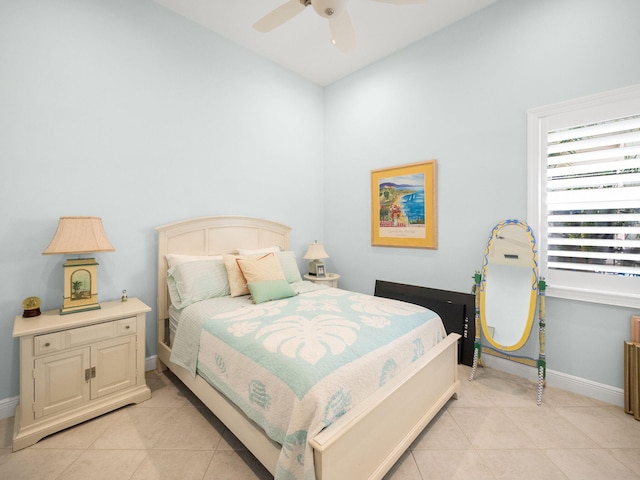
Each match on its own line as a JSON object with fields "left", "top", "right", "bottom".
{"left": 371, "top": 160, "right": 437, "bottom": 249}
{"left": 315, "top": 264, "right": 326, "bottom": 277}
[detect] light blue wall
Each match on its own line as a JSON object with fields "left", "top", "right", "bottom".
{"left": 0, "top": 0, "right": 324, "bottom": 401}
{"left": 323, "top": 0, "right": 640, "bottom": 388}
{"left": 1, "top": 0, "right": 639, "bottom": 407}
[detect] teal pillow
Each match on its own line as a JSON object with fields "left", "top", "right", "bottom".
{"left": 248, "top": 280, "right": 296, "bottom": 304}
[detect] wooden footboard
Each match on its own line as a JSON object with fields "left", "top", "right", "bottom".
{"left": 158, "top": 331, "right": 459, "bottom": 480}
{"left": 310, "top": 333, "right": 459, "bottom": 479}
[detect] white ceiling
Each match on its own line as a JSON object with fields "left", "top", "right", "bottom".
{"left": 152, "top": 0, "right": 497, "bottom": 86}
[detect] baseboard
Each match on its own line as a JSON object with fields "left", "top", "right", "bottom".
{"left": 0, "top": 355, "right": 160, "bottom": 421}
{"left": 1, "top": 355, "right": 623, "bottom": 420}
{"left": 146, "top": 355, "right": 157, "bottom": 372}
{"left": 482, "top": 355, "right": 624, "bottom": 407}
{"left": 0, "top": 395, "right": 19, "bottom": 421}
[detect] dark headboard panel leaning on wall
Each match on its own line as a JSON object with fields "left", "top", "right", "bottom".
{"left": 374, "top": 280, "right": 475, "bottom": 366}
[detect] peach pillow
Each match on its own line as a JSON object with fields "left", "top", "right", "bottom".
{"left": 223, "top": 254, "right": 249, "bottom": 297}
{"left": 236, "top": 253, "right": 285, "bottom": 284}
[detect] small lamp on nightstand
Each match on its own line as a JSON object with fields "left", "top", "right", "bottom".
{"left": 303, "top": 241, "right": 329, "bottom": 276}
{"left": 43, "top": 216, "right": 115, "bottom": 315}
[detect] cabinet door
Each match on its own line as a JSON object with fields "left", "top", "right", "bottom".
{"left": 34, "top": 347, "right": 91, "bottom": 419}
{"left": 92, "top": 335, "right": 136, "bottom": 399}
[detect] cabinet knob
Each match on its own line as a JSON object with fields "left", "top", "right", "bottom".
{"left": 125, "top": 325, "right": 130, "bottom": 329}
{"left": 44, "top": 342, "right": 50, "bottom": 347}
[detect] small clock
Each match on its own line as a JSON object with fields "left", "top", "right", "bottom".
{"left": 22, "top": 296, "right": 42, "bottom": 318}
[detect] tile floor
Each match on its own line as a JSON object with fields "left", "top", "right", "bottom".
{"left": 1, "top": 365, "right": 639, "bottom": 479}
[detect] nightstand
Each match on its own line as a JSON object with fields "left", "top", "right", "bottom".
{"left": 304, "top": 273, "right": 340, "bottom": 288}
{"left": 12, "top": 298, "right": 151, "bottom": 451}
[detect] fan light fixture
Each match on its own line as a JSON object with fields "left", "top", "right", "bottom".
{"left": 312, "top": 0, "right": 348, "bottom": 18}
{"left": 253, "top": 0, "right": 427, "bottom": 53}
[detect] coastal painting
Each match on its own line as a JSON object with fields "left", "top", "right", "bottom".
{"left": 371, "top": 160, "right": 437, "bottom": 248}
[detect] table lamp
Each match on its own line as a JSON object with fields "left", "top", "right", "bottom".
{"left": 43, "top": 216, "right": 115, "bottom": 314}
{"left": 303, "top": 241, "right": 329, "bottom": 276}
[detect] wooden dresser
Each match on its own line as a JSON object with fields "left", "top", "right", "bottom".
{"left": 12, "top": 298, "right": 151, "bottom": 450}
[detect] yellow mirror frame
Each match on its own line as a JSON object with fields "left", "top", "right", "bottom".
{"left": 479, "top": 220, "right": 538, "bottom": 351}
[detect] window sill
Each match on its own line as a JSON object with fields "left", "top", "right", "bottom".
{"left": 547, "top": 284, "right": 640, "bottom": 309}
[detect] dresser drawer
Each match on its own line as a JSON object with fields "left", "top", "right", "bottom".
{"left": 67, "top": 321, "right": 115, "bottom": 347}
{"left": 116, "top": 317, "right": 136, "bottom": 335}
{"left": 34, "top": 332, "right": 63, "bottom": 356}
{"left": 32, "top": 318, "right": 136, "bottom": 356}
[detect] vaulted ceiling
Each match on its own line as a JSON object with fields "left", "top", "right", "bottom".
{"left": 152, "top": 0, "right": 497, "bottom": 85}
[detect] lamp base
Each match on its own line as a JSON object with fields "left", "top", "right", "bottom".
{"left": 60, "top": 303, "right": 101, "bottom": 315}
{"left": 308, "top": 260, "right": 326, "bottom": 277}
{"left": 308, "top": 260, "right": 323, "bottom": 275}
{"left": 61, "top": 258, "right": 101, "bottom": 315}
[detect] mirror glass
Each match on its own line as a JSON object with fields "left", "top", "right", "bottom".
{"left": 480, "top": 220, "right": 538, "bottom": 351}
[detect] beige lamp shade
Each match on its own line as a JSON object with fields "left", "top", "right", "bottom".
{"left": 303, "top": 242, "right": 329, "bottom": 276}
{"left": 43, "top": 217, "right": 115, "bottom": 255}
{"left": 303, "top": 242, "right": 329, "bottom": 260}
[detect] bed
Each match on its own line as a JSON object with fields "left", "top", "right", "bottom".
{"left": 156, "top": 215, "right": 460, "bottom": 479}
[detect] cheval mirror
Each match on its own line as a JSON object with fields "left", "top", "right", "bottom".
{"left": 469, "top": 219, "right": 547, "bottom": 405}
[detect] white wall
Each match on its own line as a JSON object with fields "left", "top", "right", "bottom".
{"left": 323, "top": 0, "right": 640, "bottom": 391}
{"left": 0, "top": 0, "right": 324, "bottom": 402}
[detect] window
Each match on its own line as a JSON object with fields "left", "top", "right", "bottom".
{"left": 527, "top": 85, "right": 640, "bottom": 308}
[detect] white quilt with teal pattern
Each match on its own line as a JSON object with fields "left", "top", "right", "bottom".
{"left": 172, "top": 285, "right": 445, "bottom": 480}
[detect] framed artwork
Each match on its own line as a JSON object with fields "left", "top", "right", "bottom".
{"left": 316, "top": 264, "right": 326, "bottom": 277}
{"left": 371, "top": 160, "right": 437, "bottom": 249}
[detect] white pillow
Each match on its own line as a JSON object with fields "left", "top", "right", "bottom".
{"left": 236, "top": 246, "right": 280, "bottom": 256}
{"left": 166, "top": 254, "right": 223, "bottom": 268}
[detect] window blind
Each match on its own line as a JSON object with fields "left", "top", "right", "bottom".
{"left": 546, "top": 114, "right": 640, "bottom": 277}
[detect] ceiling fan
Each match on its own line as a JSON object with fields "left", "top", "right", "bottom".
{"left": 253, "top": 0, "right": 427, "bottom": 53}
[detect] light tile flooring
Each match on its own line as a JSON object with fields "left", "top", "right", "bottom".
{"left": 1, "top": 365, "right": 639, "bottom": 479}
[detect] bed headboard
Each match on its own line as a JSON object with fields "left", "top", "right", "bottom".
{"left": 155, "top": 216, "right": 291, "bottom": 324}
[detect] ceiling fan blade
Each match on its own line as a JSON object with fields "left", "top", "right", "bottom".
{"left": 253, "top": 0, "right": 306, "bottom": 33}
{"left": 329, "top": 10, "right": 356, "bottom": 53}
{"left": 369, "top": 0, "right": 427, "bottom": 4}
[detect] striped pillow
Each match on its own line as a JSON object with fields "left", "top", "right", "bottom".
{"left": 167, "top": 259, "right": 230, "bottom": 308}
